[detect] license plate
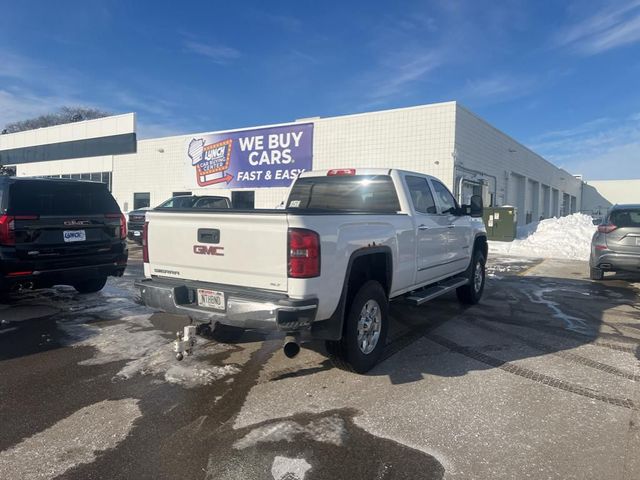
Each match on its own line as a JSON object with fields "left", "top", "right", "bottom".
{"left": 133, "top": 230, "right": 141, "bottom": 237}
{"left": 63, "top": 230, "right": 86, "bottom": 242}
{"left": 197, "top": 289, "right": 225, "bottom": 310}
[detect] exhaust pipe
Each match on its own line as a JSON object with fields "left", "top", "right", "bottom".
{"left": 283, "top": 335, "right": 301, "bottom": 359}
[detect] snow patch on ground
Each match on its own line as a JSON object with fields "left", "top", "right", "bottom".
{"left": 61, "top": 313, "right": 238, "bottom": 388}
{"left": 0, "top": 399, "right": 141, "bottom": 480}
{"left": 271, "top": 456, "right": 312, "bottom": 480}
{"left": 234, "top": 415, "right": 346, "bottom": 449}
{"left": 489, "top": 213, "right": 596, "bottom": 260}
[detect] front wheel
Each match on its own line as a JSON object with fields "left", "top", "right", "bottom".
{"left": 73, "top": 277, "right": 108, "bottom": 294}
{"left": 456, "top": 250, "right": 486, "bottom": 305}
{"left": 589, "top": 267, "right": 604, "bottom": 280}
{"left": 326, "top": 280, "right": 389, "bottom": 374}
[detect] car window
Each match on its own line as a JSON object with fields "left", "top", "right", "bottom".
{"left": 158, "top": 197, "right": 199, "bottom": 208}
{"left": 405, "top": 176, "right": 437, "bottom": 214}
{"left": 8, "top": 180, "right": 120, "bottom": 215}
{"left": 287, "top": 175, "right": 400, "bottom": 213}
{"left": 431, "top": 180, "right": 458, "bottom": 214}
{"left": 609, "top": 209, "right": 640, "bottom": 227}
{"left": 193, "top": 197, "right": 229, "bottom": 208}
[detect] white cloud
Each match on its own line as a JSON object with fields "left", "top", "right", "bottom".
{"left": 183, "top": 39, "right": 241, "bottom": 63}
{"left": 556, "top": 0, "right": 640, "bottom": 55}
{"left": 0, "top": 88, "right": 79, "bottom": 128}
{"left": 530, "top": 114, "right": 640, "bottom": 180}
{"left": 366, "top": 52, "right": 443, "bottom": 103}
{"left": 461, "top": 74, "right": 537, "bottom": 103}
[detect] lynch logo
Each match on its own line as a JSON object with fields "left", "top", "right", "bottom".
{"left": 193, "top": 245, "right": 224, "bottom": 256}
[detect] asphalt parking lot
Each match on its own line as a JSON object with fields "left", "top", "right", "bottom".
{"left": 1, "top": 246, "right": 639, "bottom": 480}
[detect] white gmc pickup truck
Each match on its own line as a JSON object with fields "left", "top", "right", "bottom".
{"left": 136, "top": 168, "right": 487, "bottom": 372}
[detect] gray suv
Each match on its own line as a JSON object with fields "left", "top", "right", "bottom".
{"left": 590, "top": 204, "right": 640, "bottom": 280}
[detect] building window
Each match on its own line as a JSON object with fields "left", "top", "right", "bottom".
{"left": 134, "top": 192, "right": 151, "bottom": 210}
{"left": 172, "top": 191, "right": 192, "bottom": 197}
{"left": 232, "top": 191, "right": 255, "bottom": 209}
{"left": 37, "top": 171, "right": 112, "bottom": 190}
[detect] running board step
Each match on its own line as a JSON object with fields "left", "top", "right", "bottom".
{"left": 406, "top": 277, "right": 468, "bottom": 306}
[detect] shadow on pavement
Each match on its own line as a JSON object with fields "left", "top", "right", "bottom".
{"left": 368, "top": 274, "right": 639, "bottom": 396}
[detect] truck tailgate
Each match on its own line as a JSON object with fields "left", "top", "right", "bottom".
{"left": 146, "top": 211, "right": 289, "bottom": 292}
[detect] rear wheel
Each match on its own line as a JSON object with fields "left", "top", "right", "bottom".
{"left": 73, "top": 277, "right": 108, "bottom": 294}
{"left": 456, "top": 249, "right": 486, "bottom": 305}
{"left": 326, "top": 280, "right": 388, "bottom": 374}
{"left": 589, "top": 267, "right": 604, "bottom": 280}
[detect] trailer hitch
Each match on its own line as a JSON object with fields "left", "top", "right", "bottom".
{"left": 174, "top": 325, "right": 197, "bottom": 361}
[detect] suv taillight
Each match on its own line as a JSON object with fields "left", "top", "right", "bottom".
{"left": 598, "top": 224, "right": 617, "bottom": 233}
{"left": 120, "top": 213, "right": 127, "bottom": 239}
{"left": 288, "top": 228, "right": 320, "bottom": 278}
{"left": 106, "top": 213, "right": 127, "bottom": 239}
{"left": 142, "top": 221, "right": 149, "bottom": 263}
{"left": 0, "top": 215, "right": 15, "bottom": 245}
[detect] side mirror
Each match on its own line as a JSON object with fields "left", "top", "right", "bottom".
{"left": 470, "top": 195, "right": 483, "bottom": 217}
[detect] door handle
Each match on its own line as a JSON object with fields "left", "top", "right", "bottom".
{"left": 418, "top": 225, "right": 430, "bottom": 231}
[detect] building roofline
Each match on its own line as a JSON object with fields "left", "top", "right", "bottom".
{"left": 138, "top": 101, "right": 458, "bottom": 144}
{"left": 454, "top": 103, "right": 579, "bottom": 180}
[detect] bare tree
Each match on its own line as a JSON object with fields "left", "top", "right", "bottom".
{"left": 2, "top": 106, "right": 112, "bottom": 134}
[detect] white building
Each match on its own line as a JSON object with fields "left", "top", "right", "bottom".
{"left": 9, "top": 101, "right": 582, "bottom": 225}
{"left": 581, "top": 179, "right": 640, "bottom": 215}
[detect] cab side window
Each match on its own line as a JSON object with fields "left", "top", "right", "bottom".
{"left": 406, "top": 176, "right": 437, "bottom": 214}
{"left": 431, "top": 180, "right": 458, "bottom": 214}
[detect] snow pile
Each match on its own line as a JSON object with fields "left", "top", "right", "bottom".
{"left": 489, "top": 213, "right": 596, "bottom": 260}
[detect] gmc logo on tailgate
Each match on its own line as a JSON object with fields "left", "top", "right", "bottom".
{"left": 193, "top": 245, "right": 225, "bottom": 256}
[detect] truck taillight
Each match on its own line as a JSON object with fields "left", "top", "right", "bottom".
{"left": 327, "top": 168, "right": 356, "bottom": 176}
{"left": 288, "top": 228, "right": 320, "bottom": 278}
{"left": 0, "top": 215, "right": 15, "bottom": 245}
{"left": 106, "top": 213, "right": 127, "bottom": 239}
{"left": 598, "top": 224, "right": 617, "bottom": 233}
{"left": 142, "top": 221, "right": 149, "bottom": 263}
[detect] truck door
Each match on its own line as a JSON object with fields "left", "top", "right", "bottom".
{"left": 404, "top": 175, "right": 452, "bottom": 284}
{"left": 430, "top": 179, "right": 472, "bottom": 274}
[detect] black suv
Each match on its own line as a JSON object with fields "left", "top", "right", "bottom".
{"left": 0, "top": 177, "right": 127, "bottom": 294}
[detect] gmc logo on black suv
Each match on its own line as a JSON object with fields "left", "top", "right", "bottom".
{"left": 193, "top": 245, "right": 224, "bottom": 256}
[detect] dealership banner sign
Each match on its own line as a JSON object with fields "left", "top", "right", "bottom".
{"left": 185, "top": 123, "right": 313, "bottom": 189}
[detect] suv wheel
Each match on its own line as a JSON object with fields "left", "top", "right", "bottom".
{"left": 456, "top": 249, "right": 486, "bottom": 305}
{"left": 589, "top": 267, "right": 604, "bottom": 280}
{"left": 326, "top": 280, "right": 388, "bottom": 374}
{"left": 74, "top": 277, "right": 108, "bottom": 294}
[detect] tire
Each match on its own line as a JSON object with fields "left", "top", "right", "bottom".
{"left": 73, "top": 277, "right": 108, "bottom": 294}
{"left": 590, "top": 267, "right": 604, "bottom": 280}
{"left": 456, "top": 249, "right": 486, "bottom": 305}
{"left": 326, "top": 280, "right": 388, "bottom": 374}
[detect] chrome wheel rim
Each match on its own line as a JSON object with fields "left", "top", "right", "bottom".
{"left": 357, "top": 299, "right": 382, "bottom": 355}
{"left": 474, "top": 260, "right": 484, "bottom": 292}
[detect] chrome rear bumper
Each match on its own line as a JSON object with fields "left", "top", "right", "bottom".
{"left": 135, "top": 278, "right": 318, "bottom": 331}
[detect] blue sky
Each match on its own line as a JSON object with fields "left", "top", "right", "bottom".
{"left": 1, "top": 0, "right": 639, "bottom": 180}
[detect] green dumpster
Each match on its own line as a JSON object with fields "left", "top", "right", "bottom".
{"left": 483, "top": 206, "right": 517, "bottom": 242}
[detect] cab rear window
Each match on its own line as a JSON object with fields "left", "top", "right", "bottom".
{"left": 287, "top": 175, "right": 400, "bottom": 213}
{"left": 609, "top": 209, "right": 640, "bottom": 228}
{"left": 8, "top": 180, "right": 120, "bottom": 216}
